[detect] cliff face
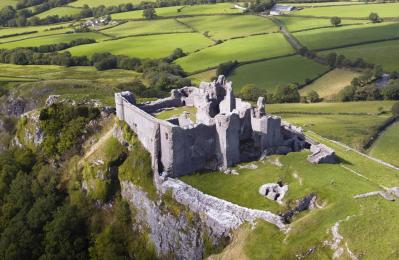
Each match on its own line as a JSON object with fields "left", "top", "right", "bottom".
{"left": 121, "top": 181, "right": 208, "bottom": 260}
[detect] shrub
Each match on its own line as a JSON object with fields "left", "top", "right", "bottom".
{"left": 274, "top": 84, "right": 300, "bottom": 103}
{"left": 337, "top": 85, "right": 356, "bottom": 102}
{"left": 392, "top": 102, "right": 399, "bottom": 117}
{"left": 307, "top": 90, "right": 320, "bottom": 103}
{"left": 369, "top": 12, "right": 382, "bottom": 23}
{"left": 382, "top": 82, "right": 399, "bottom": 100}
{"left": 216, "top": 60, "right": 238, "bottom": 77}
{"left": 330, "top": 16, "right": 341, "bottom": 27}
{"left": 239, "top": 84, "right": 267, "bottom": 101}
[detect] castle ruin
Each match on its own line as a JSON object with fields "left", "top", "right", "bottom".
{"left": 115, "top": 75, "right": 337, "bottom": 178}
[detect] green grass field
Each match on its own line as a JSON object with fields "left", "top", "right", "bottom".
{"left": 154, "top": 106, "right": 197, "bottom": 121}
{"left": 369, "top": 121, "right": 399, "bottom": 166}
{"left": 0, "top": 32, "right": 108, "bottom": 49}
{"left": 101, "top": 19, "right": 191, "bottom": 38}
{"left": 189, "top": 69, "right": 216, "bottom": 85}
{"left": 0, "top": 22, "right": 72, "bottom": 37}
{"left": 0, "top": 76, "right": 37, "bottom": 82}
{"left": 277, "top": 16, "right": 364, "bottom": 32}
{"left": 319, "top": 39, "right": 399, "bottom": 72}
{"left": 183, "top": 131, "right": 399, "bottom": 258}
{"left": 299, "top": 68, "right": 361, "bottom": 100}
{"left": 175, "top": 33, "right": 294, "bottom": 73}
{"left": 34, "top": 6, "right": 82, "bottom": 19}
{"left": 0, "top": 0, "right": 17, "bottom": 9}
{"left": 293, "top": 2, "right": 399, "bottom": 18}
{"left": 66, "top": 33, "right": 212, "bottom": 59}
{"left": 228, "top": 55, "right": 329, "bottom": 93}
{"left": 178, "top": 15, "right": 278, "bottom": 40}
{"left": 291, "top": 1, "right": 365, "bottom": 7}
{"left": 294, "top": 22, "right": 399, "bottom": 50}
{"left": 69, "top": 0, "right": 151, "bottom": 7}
{"left": 268, "top": 101, "right": 395, "bottom": 115}
{"left": 268, "top": 101, "right": 395, "bottom": 149}
{"left": 111, "top": 3, "right": 239, "bottom": 20}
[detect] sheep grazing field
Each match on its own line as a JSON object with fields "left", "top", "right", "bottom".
{"left": 1, "top": 1, "right": 399, "bottom": 259}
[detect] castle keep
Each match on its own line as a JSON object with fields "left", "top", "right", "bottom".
{"left": 115, "top": 75, "right": 336, "bottom": 178}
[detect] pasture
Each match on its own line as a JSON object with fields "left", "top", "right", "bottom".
{"left": 290, "top": 1, "right": 366, "bottom": 7}
{"left": 177, "top": 15, "right": 278, "bottom": 40}
{"left": 293, "top": 2, "right": 399, "bottom": 18}
{"left": 0, "top": 0, "right": 17, "bottom": 9}
{"left": 228, "top": 55, "right": 329, "bottom": 93}
{"left": 69, "top": 0, "right": 152, "bottom": 7}
{"left": 0, "top": 23, "right": 72, "bottom": 37}
{"left": 182, "top": 137, "right": 399, "bottom": 259}
{"left": 320, "top": 39, "right": 399, "bottom": 72}
{"left": 294, "top": 22, "right": 399, "bottom": 51}
{"left": 369, "top": 121, "right": 399, "bottom": 166}
{"left": 277, "top": 16, "right": 364, "bottom": 32}
{"left": 111, "top": 3, "right": 239, "bottom": 20}
{"left": 299, "top": 69, "right": 361, "bottom": 100}
{"left": 175, "top": 33, "right": 294, "bottom": 73}
{"left": 66, "top": 33, "right": 213, "bottom": 59}
{"left": 34, "top": 7, "right": 82, "bottom": 19}
{"left": 0, "top": 32, "right": 108, "bottom": 49}
{"left": 101, "top": 19, "right": 191, "bottom": 38}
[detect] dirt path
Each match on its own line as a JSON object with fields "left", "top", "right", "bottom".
{"left": 81, "top": 127, "right": 114, "bottom": 161}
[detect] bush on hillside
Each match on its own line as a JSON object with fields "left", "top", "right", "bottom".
{"left": 382, "top": 82, "right": 399, "bottom": 100}
{"left": 216, "top": 60, "right": 238, "bottom": 77}
{"left": 392, "top": 102, "right": 399, "bottom": 117}
{"left": 307, "top": 90, "right": 320, "bottom": 103}
{"left": 239, "top": 84, "right": 267, "bottom": 101}
{"left": 330, "top": 16, "right": 341, "bottom": 27}
{"left": 273, "top": 84, "right": 300, "bottom": 103}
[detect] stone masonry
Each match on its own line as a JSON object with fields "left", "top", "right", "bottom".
{"left": 115, "top": 75, "right": 337, "bottom": 178}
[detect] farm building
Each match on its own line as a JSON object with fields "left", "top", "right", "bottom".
{"left": 270, "top": 4, "right": 295, "bottom": 15}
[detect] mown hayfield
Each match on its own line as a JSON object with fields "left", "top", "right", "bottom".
{"left": 320, "top": 39, "right": 399, "bottom": 72}
{"left": 66, "top": 32, "right": 212, "bottom": 59}
{"left": 294, "top": 22, "right": 399, "bottom": 51}
{"left": 178, "top": 15, "right": 278, "bottom": 40}
{"left": 111, "top": 3, "right": 239, "bottom": 20}
{"left": 34, "top": 7, "right": 82, "bottom": 19}
{"left": 69, "top": 0, "right": 153, "bottom": 7}
{"left": 277, "top": 16, "right": 364, "bottom": 32}
{"left": 0, "top": 32, "right": 108, "bottom": 49}
{"left": 369, "top": 121, "right": 399, "bottom": 166}
{"left": 175, "top": 33, "right": 294, "bottom": 73}
{"left": 101, "top": 19, "right": 191, "bottom": 38}
{"left": 299, "top": 68, "right": 361, "bottom": 100}
{"left": 228, "top": 55, "right": 329, "bottom": 93}
{"left": 293, "top": 2, "right": 399, "bottom": 18}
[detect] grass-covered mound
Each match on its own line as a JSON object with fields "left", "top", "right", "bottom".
{"left": 228, "top": 55, "right": 329, "bottom": 93}
{"left": 183, "top": 132, "right": 399, "bottom": 259}
{"left": 369, "top": 121, "right": 399, "bottom": 166}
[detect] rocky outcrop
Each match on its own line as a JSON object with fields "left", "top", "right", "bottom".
{"left": 121, "top": 181, "right": 208, "bottom": 260}
{"left": 308, "top": 143, "right": 338, "bottom": 164}
{"left": 259, "top": 182, "right": 288, "bottom": 205}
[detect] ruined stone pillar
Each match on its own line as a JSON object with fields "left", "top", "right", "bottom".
{"left": 215, "top": 113, "right": 241, "bottom": 168}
